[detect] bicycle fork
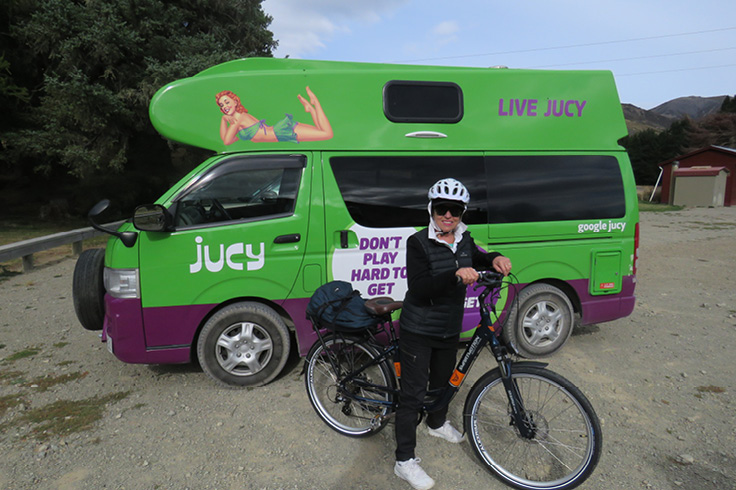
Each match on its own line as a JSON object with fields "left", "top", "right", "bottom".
{"left": 496, "top": 353, "right": 537, "bottom": 439}
{"left": 457, "top": 300, "right": 538, "bottom": 440}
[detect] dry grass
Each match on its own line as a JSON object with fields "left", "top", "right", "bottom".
{"left": 2, "top": 347, "right": 42, "bottom": 363}
{"left": 0, "top": 394, "right": 27, "bottom": 418}
{"left": 696, "top": 385, "right": 726, "bottom": 394}
{"left": 638, "top": 201, "right": 684, "bottom": 212}
{"left": 14, "top": 391, "right": 130, "bottom": 441}
{"left": 21, "top": 371, "right": 89, "bottom": 392}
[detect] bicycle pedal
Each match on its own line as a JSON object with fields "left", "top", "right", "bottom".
{"left": 370, "top": 412, "right": 395, "bottom": 428}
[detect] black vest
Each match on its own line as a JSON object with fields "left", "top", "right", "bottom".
{"left": 400, "top": 229, "right": 474, "bottom": 338}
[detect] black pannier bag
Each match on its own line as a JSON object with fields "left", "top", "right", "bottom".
{"left": 307, "top": 281, "right": 378, "bottom": 330}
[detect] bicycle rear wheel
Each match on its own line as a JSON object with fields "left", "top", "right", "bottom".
{"left": 463, "top": 365, "right": 601, "bottom": 490}
{"left": 304, "top": 334, "right": 395, "bottom": 437}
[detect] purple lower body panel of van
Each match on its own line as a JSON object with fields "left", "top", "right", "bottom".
{"left": 570, "top": 276, "right": 636, "bottom": 325}
{"left": 102, "top": 275, "right": 635, "bottom": 364}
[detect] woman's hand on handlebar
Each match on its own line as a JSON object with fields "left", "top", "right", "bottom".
{"left": 492, "top": 256, "right": 512, "bottom": 276}
{"left": 456, "top": 267, "right": 479, "bottom": 285}
{"left": 458, "top": 255, "right": 511, "bottom": 285}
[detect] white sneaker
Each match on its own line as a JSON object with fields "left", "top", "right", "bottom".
{"left": 428, "top": 420, "right": 464, "bottom": 443}
{"left": 394, "top": 458, "right": 435, "bottom": 490}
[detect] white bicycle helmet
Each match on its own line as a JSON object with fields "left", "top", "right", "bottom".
{"left": 428, "top": 178, "right": 470, "bottom": 204}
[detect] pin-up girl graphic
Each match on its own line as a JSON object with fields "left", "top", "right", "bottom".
{"left": 216, "top": 87, "right": 333, "bottom": 145}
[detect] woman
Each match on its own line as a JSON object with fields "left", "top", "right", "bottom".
{"left": 394, "top": 178, "right": 512, "bottom": 490}
{"left": 216, "top": 87, "right": 333, "bottom": 145}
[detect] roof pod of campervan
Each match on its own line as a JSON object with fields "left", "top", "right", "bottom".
{"left": 149, "top": 57, "right": 628, "bottom": 153}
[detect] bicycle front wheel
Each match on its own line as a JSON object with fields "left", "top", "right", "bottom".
{"left": 463, "top": 365, "right": 601, "bottom": 490}
{"left": 304, "top": 335, "right": 395, "bottom": 437}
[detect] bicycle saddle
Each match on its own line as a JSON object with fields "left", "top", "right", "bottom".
{"left": 364, "top": 297, "right": 403, "bottom": 316}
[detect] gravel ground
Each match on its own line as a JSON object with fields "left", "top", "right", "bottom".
{"left": 1, "top": 206, "right": 735, "bottom": 490}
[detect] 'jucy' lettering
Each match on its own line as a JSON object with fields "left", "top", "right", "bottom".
{"left": 189, "top": 236, "right": 265, "bottom": 273}
{"left": 498, "top": 98, "right": 587, "bottom": 118}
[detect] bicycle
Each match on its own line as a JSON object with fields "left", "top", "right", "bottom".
{"left": 304, "top": 271, "right": 602, "bottom": 490}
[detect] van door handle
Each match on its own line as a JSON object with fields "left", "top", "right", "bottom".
{"left": 274, "top": 234, "right": 301, "bottom": 244}
{"left": 337, "top": 229, "right": 357, "bottom": 249}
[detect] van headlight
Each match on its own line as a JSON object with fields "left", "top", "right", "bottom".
{"left": 104, "top": 268, "right": 140, "bottom": 299}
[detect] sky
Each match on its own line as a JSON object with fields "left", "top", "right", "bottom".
{"left": 261, "top": 0, "right": 735, "bottom": 110}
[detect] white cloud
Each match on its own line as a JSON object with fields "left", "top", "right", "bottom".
{"left": 262, "top": 0, "right": 409, "bottom": 58}
{"left": 433, "top": 20, "right": 459, "bottom": 37}
{"left": 432, "top": 20, "right": 459, "bottom": 48}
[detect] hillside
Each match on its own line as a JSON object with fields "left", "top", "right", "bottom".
{"left": 622, "top": 103, "right": 673, "bottom": 133}
{"left": 651, "top": 95, "right": 727, "bottom": 119}
{"left": 624, "top": 95, "right": 728, "bottom": 134}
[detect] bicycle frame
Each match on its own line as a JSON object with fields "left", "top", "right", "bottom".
{"left": 324, "top": 273, "right": 544, "bottom": 439}
{"left": 306, "top": 273, "right": 602, "bottom": 490}
{"left": 426, "top": 276, "right": 542, "bottom": 438}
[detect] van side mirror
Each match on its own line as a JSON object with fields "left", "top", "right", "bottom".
{"left": 88, "top": 199, "right": 138, "bottom": 248}
{"left": 133, "top": 204, "right": 173, "bottom": 232}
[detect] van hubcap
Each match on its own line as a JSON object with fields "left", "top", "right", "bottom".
{"left": 215, "top": 322, "right": 273, "bottom": 376}
{"left": 521, "top": 301, "right": 563, "bottom": 346}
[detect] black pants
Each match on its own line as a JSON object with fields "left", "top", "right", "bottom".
{"left": 394, "top": 329, "right": 459, "bottom": 462}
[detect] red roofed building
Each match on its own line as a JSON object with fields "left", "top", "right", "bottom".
{"left": 658, "top": 146, "right": 736, "bottom": 206}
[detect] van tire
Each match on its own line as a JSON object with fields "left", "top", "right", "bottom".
{"left": 197, "top": 302, "right": 291, "bottom": 388}
{"left": 72, "top": 248, "right": 106, "bottom": 331}
{"left": 503, "top": 283, "right": 574, "bottom": 358}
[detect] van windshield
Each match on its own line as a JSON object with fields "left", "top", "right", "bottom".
{"left": 173, "top": 157, "right": 303, "bottom": 227}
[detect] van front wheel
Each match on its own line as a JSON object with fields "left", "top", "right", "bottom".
{"left": 503, "top": 284, "right": 574, "bottom": 358}
{"left": 197, "top": 302, "right": 291, "bottom": 388}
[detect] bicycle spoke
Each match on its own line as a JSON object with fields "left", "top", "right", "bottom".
{"left": 305, "top": 336, "right": 395, "bottom": 437}
{"left": 465, "top": 367, "right": 600, "bottom": 489}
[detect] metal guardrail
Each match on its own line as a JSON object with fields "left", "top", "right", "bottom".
{"left": 0, "top": 221, "right": 124, "bottom": 272}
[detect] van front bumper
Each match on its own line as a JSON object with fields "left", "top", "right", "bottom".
{"left": 103, "top": 295, "right": 190, "bottom": 364}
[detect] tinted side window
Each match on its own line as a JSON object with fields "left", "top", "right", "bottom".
{"left": 486, "top": 155, "right": 625, "bottom": 223}
{"left": 383, "top": 81, "right": 463, "bottom": 123}
{"left": 174, "top": 155, "right": 304, "bottom": 227}
{"left": 330, "top": 156, "right": 486, "bottom": 228}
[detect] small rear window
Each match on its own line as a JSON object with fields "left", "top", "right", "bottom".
{"left": 383, "top": 81, "right": 463, "bottom": 123}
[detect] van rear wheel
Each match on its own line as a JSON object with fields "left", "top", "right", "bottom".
{"left": 503, "top": 284, "right": 574, "bottom": 358}
{"left": 72, "top": 248, "right": 106, "bottom": 331}
{"left": 197, "top": 302, "right": 291, "bottom": 388}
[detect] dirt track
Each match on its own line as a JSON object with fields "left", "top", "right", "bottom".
{"left": 1, "top": 206, "right": 735, "bottom": 490}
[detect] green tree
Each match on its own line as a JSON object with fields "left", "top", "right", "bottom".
{"left": 685, "top": 112, "right": 736, "bottom": 150}
{"left": 621, "top": 119, "right": 691, "bottom": 185}
{"left": 0, "top": 55, "right": 29, "bottom": 103}
{"left": 622, "top": 110, "right": 736, "bottom": 186}
{"left": 721, "top": 95, "right": 736, "bottom": 113}
{"left": 0, "top": 0, "right": 276, "bottom": 216}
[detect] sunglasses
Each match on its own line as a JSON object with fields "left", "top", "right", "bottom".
{"left": 433, "top": 203, "right": 465, "bottom": 217}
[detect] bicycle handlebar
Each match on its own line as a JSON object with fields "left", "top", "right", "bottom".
{"left": 475, "top": 270, "right": 504, "bottom": 287}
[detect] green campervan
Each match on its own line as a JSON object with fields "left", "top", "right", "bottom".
{"left": 73, "top": 58, "right": 639, "bottom": 387}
